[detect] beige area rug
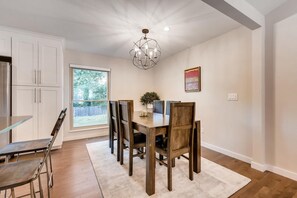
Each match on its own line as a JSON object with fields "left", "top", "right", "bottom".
{"left": 86, "top": 141, "right": 251, "bottom": 198}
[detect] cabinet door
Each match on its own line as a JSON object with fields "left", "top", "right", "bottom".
{"left": 12, "top": 35, "right": 38, "bottom": 86}
{"left": 38, "top": 87, "right": 62, "bottom": 147}
{"left": 38, "top": 39, "right": 62, "bottom": 87}
{"left": 0, "top": 31, "right": 11, "bottom": 57}
{"left": 12, "top": 86, "right": 38, "bottom": 141}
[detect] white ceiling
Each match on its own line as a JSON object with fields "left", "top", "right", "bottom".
{"left": 246, "top": 0, "right": 288, "bottom": 15}
{"left": 0, "top": 0, "right": 288, "bottom": 59}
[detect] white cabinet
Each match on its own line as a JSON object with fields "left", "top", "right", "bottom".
{"left": 12, "top": 35, "right": 38, "bottom": 86}
{"left": 12, "top": 36, "right": 62, "bottom": 87}
{"left": 12, "top": 86, "right": 63, "bottom": 147}
{"left": 38, "top": 38, "right": 62, "bottom": 87}
{"left": 0, "top": 31, "right": 12, "bottom": 57}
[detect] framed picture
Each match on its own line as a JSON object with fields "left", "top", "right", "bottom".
{"left": 184, "top": 67, "right": 201, "bottom": 92}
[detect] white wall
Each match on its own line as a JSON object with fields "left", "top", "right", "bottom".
{"left": 63, "top": 49, "right": 154, "bottom": 141}
{"left": 153, "top": 27, "right": 253, "bottom": 160}
{"left": 273, "top": 14, "right": 297, "bottom": 174}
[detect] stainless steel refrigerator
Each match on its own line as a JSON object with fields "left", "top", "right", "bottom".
{"left": 0, "top": 56, "right": 12, "bottom": 148}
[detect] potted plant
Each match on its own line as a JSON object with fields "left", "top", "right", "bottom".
{"left": 140, "top": 92, "right": 160, "bottom": 113}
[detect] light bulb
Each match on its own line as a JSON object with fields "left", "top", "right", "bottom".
{"left": 145, "top": 44, "right": 148, "bottom": 50}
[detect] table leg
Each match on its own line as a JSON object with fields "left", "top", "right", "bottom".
{"left": 146, "top": 128, "right": 156, "bottom": 195}
{"left": 193, "top": 121, "right": 201, "bottom": 173}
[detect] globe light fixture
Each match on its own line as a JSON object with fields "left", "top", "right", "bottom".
{"left": 129, "top": 29, "right": 161, "bottom": 70}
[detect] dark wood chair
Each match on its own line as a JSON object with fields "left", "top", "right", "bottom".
{"left": 108, "top": 101, "right": 120, "bottom": 161}
{"left": 155, "top": 102, "right": 195, "bottom": 191}
{"left": 165, "top": 100, "right": 181, "bottom": 115}
{"left": 0, "top": 108, "right": 67, "bottom": 197}
{"left": 118, "top": 100, "right": 146, "bottom": 176}
{"left": 0, "top": 108, "right": 67, "bottom": 198}
{"left": 153, "top": 100, "right": 164, "bottom": 114}
{"left": 109, "top": 100, "right": 134, "bottom": 148}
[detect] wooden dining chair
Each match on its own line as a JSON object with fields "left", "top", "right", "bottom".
{"left": 155, "top": 102, "right": 195, "bottom": 191}
{"left": 165, "top": 100, "right": 181, "bottom": 115}
{"left": 118, "top": 100, "right": 146, "bottom": 176}
{"left": 108, "top": 101, "right": 120, "bottom": 161}
{"left": 153, "top": 100, "right": 164, "bottom": 114}
{"left": 0, "top": 108, "right": 67, "bottom": 198}
{"left": 0, "top": 108, "right": 67, "bottom": 196}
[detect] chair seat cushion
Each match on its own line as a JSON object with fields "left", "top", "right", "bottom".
{"left": 134, "top": 133, "right": 146, "bottom": 144}
{"left": 0, "top": 138, "right": 51, "bottom": 156}
{"left": 0, "top": 159, "right": 41, "bottom": 190}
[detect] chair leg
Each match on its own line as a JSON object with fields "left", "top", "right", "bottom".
{"left": 30, "top": 181, "right": 36, "bottom": 198}
{"left": 111, "top": 132, "right": 114, "bottom": 154}
{"left": 120, "top": 143, "right": 124, "bottom": 165}
{"left": 129, "top": 147, "right": 133, "bottom": 176}
{"left": 49, "top": 151, "right": 54, "bottom": 187}
{"left": 38, "top": 174, "right": 44, "bottom": 198}
{"left": 45, "top": 157, "right": 51, "bottom": 198}
{"left": 116, "top": 134, "right": 120, "bottom": 162}
{"left": 167, "top": 157, "right": 172, "bottom": 191}
{"left": 159, "top": 154, "right": 163, "bottom": 165}
{"left": 189, "top": 151, "right": 193, "bottom": 181}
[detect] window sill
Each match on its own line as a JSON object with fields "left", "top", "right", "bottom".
{"left": 69, "top": 125, "right": 108, "bottom": 133}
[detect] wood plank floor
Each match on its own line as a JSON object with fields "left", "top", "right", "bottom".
{"left": 1, "top": 136, "right": 297, "bottom": 197}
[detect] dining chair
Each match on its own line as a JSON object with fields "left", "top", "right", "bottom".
{"left": 118, "top": 100, "right": 146, "bottom": 176}
{"left": 155, "top": 102, "right": 195, "bottom": 191}
{"left": 108, "top": 101, "right": 120, "bottom": 161}
{"left": 0, "top": 108, "right": 66, "bottom": 198}
{"left": 153, "top": 100, "right": 164, "bottom": 114}
{"left": 0, "top": 108, "right": 67, "bottom": 195}
{"left": 109, "top": 100, "right": 134, "bottom": 148}
{"left": 165, "top": 100, "right": 181, "bottom": 115}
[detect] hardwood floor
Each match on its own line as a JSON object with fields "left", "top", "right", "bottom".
{"left": 1, "top": 136, "right": 297, "bottom": 197}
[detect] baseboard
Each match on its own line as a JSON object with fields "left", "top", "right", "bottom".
{"left": 201, "top": 141, "right": 252, "bottom": 164}
{"left": 266, "top": 165, "right": 297, "bottom": 182}
{"left": 251, "top": 161, "right": 266, "bottom": 172}
{"left": 63, "top": 132, "right": 107, "bottom": 142}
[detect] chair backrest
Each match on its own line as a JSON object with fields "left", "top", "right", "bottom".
{"left": 109, "top": 101, "right": 119, "bottom": 135}
{"left": 167, "top": 102, "right": 195, "bottom": 156}
{"left": 38, "top": 108, "right": 67, "bottom": 175}
{"left": 119, "top": 100, "right": 134, "bottom": 113}
{"left": 153, "top": 100, "right": 164, "bottom": 114}
{"left": 118, "top": 100, "right": 134, "bottom": 145}
{"left": 166, "top": 101, "right": 181, "bottom": 115}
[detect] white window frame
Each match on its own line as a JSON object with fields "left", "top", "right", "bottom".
{"left": 70, "top": 64, "right": 110, "bottom": 131}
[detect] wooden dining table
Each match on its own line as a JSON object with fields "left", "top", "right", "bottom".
{"left": 132, "top": 111, "right": 201, "bottom": 196}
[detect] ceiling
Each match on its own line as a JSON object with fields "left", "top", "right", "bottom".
{"left": 0, "top": 0, "right": 288, "bottom": 59}
{"left": 246, "top": 0, "right": 288, "bottom": 15}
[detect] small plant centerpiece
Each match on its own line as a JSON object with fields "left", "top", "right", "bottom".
{"left": 140, "top": 92, "right": 160, "bottom": 114}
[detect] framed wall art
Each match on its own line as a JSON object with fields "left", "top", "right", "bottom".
{"left": 184, "top": 66, "right": 201, "bottom": 92}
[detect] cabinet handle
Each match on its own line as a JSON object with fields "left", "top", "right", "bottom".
{"left": 38, "top": 70, "right": 41, "bottom": 84}
{"left": 34, "top": 70, "right": 36, "bottom": 84}
{"left": 34, "top": 88, "right": 36, "bottom": 103}
{"left": 39, "top": 89, "right": 41, "bottom": 103}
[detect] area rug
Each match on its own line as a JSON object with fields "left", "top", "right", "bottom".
{"left": 86, "top": 141, "right": 250, "bottom": 198}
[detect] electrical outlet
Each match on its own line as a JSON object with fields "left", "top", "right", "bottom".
{"left": 228, "top": 93, "right": 238, "bottom": 101}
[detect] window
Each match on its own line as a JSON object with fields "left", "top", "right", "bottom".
{"left": 71, "top": 65, "right": 109, "bottom": 129}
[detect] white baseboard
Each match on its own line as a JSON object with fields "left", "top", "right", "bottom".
{"left": 202, "top": 141, "right": 252, "bottom": 163}
{"left": 63, "top": 132, "right": 108, "bottom": 142}
{"left": 251, "top": 161, "right": 266, "bottom": 172}
{"left": 266, "top": 165, "right": 297, "bottom": 182}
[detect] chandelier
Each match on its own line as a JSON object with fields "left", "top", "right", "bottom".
{"left": 129, "top": 29, "right": 161, "bottom": 70}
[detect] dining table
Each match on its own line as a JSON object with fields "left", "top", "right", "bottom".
{"left": 132, "top": 111, "right": 201, "bottom": 196}
{"left": 0, "top": 116, "right": 32, "bottom": 135}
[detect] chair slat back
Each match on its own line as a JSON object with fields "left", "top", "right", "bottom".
{"left": 118, "top": 101, "right": 134, "bottom": 145}
{"left": 119, "top": 100, "right": 134, "bottom": 113}
{"left": 153, "top": 100, "right": 164, "bottom": 114}
{"left": 166, "top": 101, "right": 181, "bottom": 115}
{"left": 50, "top": 108, "right": 67, "bottom": 137}
{"left": 168, "top": 102, "right": 195, "bottom": 152}
{"left": 109, "top": 101, "right": 119, "bottom": 135}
